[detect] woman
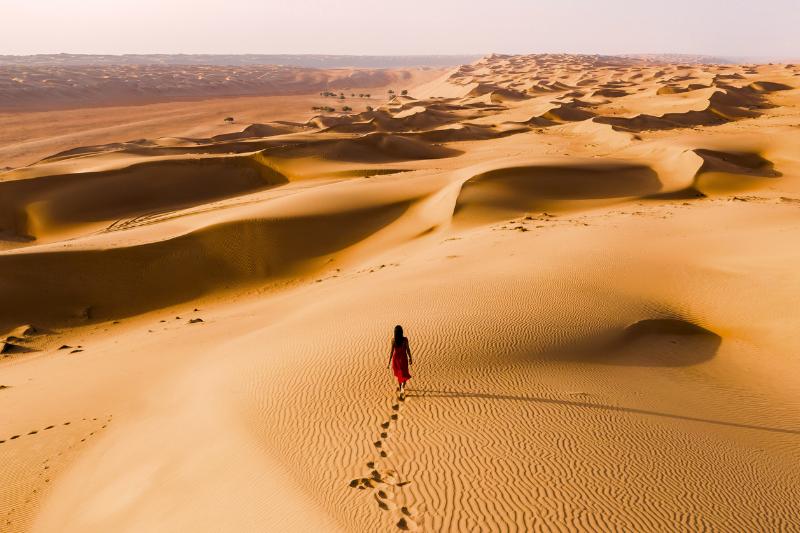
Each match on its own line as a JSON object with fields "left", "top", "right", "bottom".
{"left": 387, "top": 325, "right": 412, "bottom": 395}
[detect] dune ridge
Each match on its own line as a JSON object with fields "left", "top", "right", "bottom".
{"left": 2, "top": 54, "right": 800, "bottom": 532}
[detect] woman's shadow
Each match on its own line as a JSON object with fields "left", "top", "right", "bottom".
{"left": 405, "top": 388, "right": 800, "bottom": 436}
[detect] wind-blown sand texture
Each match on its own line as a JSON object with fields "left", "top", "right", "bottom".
{"left": 2, "top": 53, "right": 800, "bottom": 532}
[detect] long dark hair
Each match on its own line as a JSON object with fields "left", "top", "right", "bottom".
{"left": 393, "top": 325, "right": 404, "bottom": 346}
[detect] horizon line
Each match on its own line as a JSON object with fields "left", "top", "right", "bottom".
{"left": 2, "top": 52, "right": 798, "bottom": 60}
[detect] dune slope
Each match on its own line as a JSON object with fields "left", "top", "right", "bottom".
{"left": 2, "top": 54, "right": 800, "bottom": 533}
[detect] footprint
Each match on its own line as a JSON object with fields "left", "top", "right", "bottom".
{"left": 375, "top": 494, "right": 396, "bottom": 511}
{"left": 1, "top": 416, "right": 111, "bottom": 445}
{"left": 397, "top": 517, "right": 417, "bottom": 530}
{"left": 376, "top": 499, "right": 392, "bottom": 511}
{"left": 351, "top": 393, "right": 419, "bottom": 526}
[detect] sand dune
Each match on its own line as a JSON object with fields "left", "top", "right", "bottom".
{"left": 0, "top": 154, "right": 288, "bottom": 244}
{"left": 691, "top": 149, "right": 782, "bottom": 195}
{"left": 454, "top": 160, "right": 661, "bottom": 222}
{"left": 2, "top": 54, "right": 800, "bottom": 532}
{"left": 0, "top": 63, "right": 443, "bottom": 111}
{"left": 278, "top": 133, "right": 463, "bottom": 163}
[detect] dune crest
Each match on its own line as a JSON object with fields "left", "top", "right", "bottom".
{"left": 2, "top": 54, "right": 800, "bottom": 532}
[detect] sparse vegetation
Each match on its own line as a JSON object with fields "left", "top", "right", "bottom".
{"left": 401, "top": 89, "right": 408, "bottom": 96}
{"left": 342, "top": 106, "right": 352, "bottom": 112}
{"left": 366, "top": 106, "right": 374, "bottom": 112}
{"left": 223, "top": 117, "right": 234, "bottom": 124}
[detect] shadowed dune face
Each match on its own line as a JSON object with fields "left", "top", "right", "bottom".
{"left": 649, "top": 148, "right": 783, "bottom": 199}
{"left": 536, "top": 103, "right": 596, "bottom": 123}
{"left": 0, "top": 154, "right": 288, "bottom": 242}
{"left": 749, "top": 81, "right": 793, "bottom": 92}
{"left": 211, "top": 123, "right": 309, "bottom": 141}
{"left": 609, "top": 318, "right": 722, "bottom": 366}
{"left": 455, "top": 162, "right": 661, "bottom": 221}
{"left": 553, "top": 318, "right": 722, "bottom": 367}
{"left": 690, "top": 149, "right": 781, "bottom": 196}
{"left": 412, "top": 123, "right": 529, "bottom": 143}
{"left": 0, "top": 199, "right": 413, "bottom": 328}
{"left": 695, "top": 149, "right": 779, "bottom": 177}
{"left": 591, "top": 84, "right": 785, "bottom": 132}
{"left": 277, "top": 133, "right": 463, "bottom": 163}
{"left": 1, "top": 341, "right": 36, "bottom": 355}
{"left": 2, "top": 54, "right": 800, "bottom": 533}
{"left": 594, "top": 109, "right": 729, "bottom": 132}
{"left": 323, "top": 134, "right": 463, "bottom": 162}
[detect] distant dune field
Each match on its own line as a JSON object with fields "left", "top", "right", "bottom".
{"left": 0, "top": 66, "right": 444, "bottom": 168}
{"left": 1, "top": 54, "right": 800, "bottom": 532}
{"left": 0, "top": 61, "right": 444, "bottom": 111}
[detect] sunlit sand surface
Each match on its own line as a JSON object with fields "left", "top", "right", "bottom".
{"left": 2, "top": 54, "right": 800, "bottom": 532}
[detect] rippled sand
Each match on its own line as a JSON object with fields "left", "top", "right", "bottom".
{"left": 2, "top": 54, "right": 800, "bottom": 532}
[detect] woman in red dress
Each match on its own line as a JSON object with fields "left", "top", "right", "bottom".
{"left": 388, "top": 324, "right": 412, "bottom": 395}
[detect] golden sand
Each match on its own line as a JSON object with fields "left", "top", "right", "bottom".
{"left": 1, "top": 54, "right": 799, "bottom": 531}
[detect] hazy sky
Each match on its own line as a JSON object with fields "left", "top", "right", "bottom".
{"left": 2, "top": 0, "right": 798, "bottom": 58}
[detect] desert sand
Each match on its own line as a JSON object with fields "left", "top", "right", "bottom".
{"left": 2, "top": 53, "right": 800, "bottom": 532}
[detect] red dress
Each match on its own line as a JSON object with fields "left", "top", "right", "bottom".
{"left": 392, "top": 338, "right": 411, "bottom": 384}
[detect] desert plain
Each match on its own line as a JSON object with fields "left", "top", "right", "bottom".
{"left": 1, "top": 53, "right": 800, "bottom": 532}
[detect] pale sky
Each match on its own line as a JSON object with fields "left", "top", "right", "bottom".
{"left": 2, "top": 0, "right": 798, "bottom": 58}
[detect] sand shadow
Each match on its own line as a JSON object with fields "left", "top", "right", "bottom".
{"left": 1, "top": 342, "right": 36, "bottom": 355}
{"left": 458, "top": 162, "right": 662, "bottom": 211}
{"left": 405, "top": 389, "right": 800, "bottom": 436}
{"left": 551, "top": 319, "right": 722, "bottom": 368}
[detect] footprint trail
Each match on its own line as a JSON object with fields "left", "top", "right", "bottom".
{"left": 349, "top": 391, "right": 421, "bottom": 530}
